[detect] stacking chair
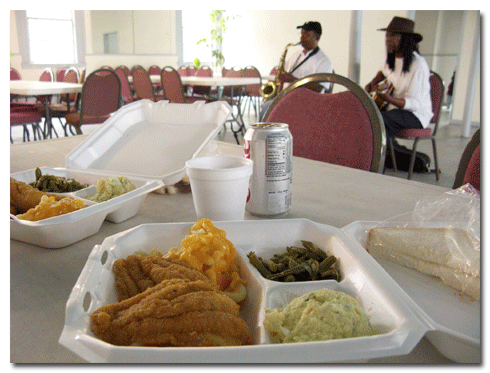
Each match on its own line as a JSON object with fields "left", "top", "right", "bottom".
{"left": 56, "top": 67, "right": 68, "bottom": 82}
{"left": 242, "top": 65, "right": 262, "bottom": 121}
{"left": 131, "top": 66, "right": 164, "bottom": 102}
{"left": 188, "top": 65, "right": 197, "bottom": 76}
{"left": 160, "top": 66, "right": 206, "bottom": 104}
{"left": 115, "top": 66, "right": 137, "bottom": 105}
{"left": 10, "top": 67, "right": 22, "bottom": 81}
{"left": 149, "top": 65, "right": 163, "bottom": 93}
{"left": 10, "top": 103, "right": 43, "bottom": 143}
{"left": 177, "top": 66, "right": 190, "bottom": 94}
{"left": 388, "top": 71, "right": 444, "bottom": 180}
{"left": 221, "top": 66, "right": 246, "bottom": 143}
{"left": 264, "top": 73, "right": 386, "bottom": 173}
{"left": 10, "top": 68, "right": 22, "bottom": 101}
{"left": 65, "top": 68, "right": 121, "bottom": 135}
{"left": 48, "top": 67, "right": 81, "bottom": 136}
{"left": 453, "top": 128, "right": 480, "bottom": 191}
{"left": 192, "top": 65, "right": 215, "bottom": 100}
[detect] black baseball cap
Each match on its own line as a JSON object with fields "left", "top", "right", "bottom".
{"left": 297, "top": 21, "right": 322, "bottom": 36}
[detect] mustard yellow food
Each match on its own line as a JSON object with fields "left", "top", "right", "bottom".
{"left": 17, "top": 195, "right": 85, "bottom": 221}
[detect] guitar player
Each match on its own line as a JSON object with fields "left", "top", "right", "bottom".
{"left": 365, "top": 16, "right": 433, "bottom": 141}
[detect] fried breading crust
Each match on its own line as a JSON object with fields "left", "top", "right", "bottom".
{"left": 112, "top": 254, "right": 215, "bottom": 301}
{"left": 10, "top": 177, "right": 64, "bottom": 214}
{"left": 91, "top": 278, "right": 252, "bottom": 347}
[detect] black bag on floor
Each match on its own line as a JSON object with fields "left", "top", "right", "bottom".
{"left": 385, "top": 141, "right": 431, "bottom": 173}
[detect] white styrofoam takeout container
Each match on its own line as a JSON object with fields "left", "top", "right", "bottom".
{"left": 60, "top": 219, "right": 441, "bottom": 363}
{"left": 342, "top": 221, "right": 481, "bottom": 363}
{"left": 10, "top": 167, "right": 163, "bottom": 248}
{"left": 65, "top": 99, "right": 232, "bottom": 186}
{"left": 11, "top": 100, "right": 231, "bottom": 248}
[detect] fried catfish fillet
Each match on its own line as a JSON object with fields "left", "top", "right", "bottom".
{"left": 90, "top": 278, "right": 252, "bottom": 347}
{"left": 112, "top": 254, "right": 216, "bottom": 301}
{"left": 10, "top": 177, "right": 64, "bottom": 214}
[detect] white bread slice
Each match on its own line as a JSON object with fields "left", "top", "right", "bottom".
{"left": 366, "top": 227, "right": 480, "bottom": 300}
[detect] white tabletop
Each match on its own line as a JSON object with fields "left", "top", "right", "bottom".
{"left": 10, "top": 80, "right": 82, "bottom": 96}
{"left": 10, "top": 135, "right": 457, "bottom": 363}
{"left": 144, "top": 75, "right": 262, "bottom": 86}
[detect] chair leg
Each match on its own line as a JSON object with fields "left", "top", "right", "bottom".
{"left": 407, "top": 138, "right": 421, "bottom": 180}
{"left": 388, "top": 138, "right": 398, "bottom": 173}
{"left": 431, "top": 137, "right": 440, "bottom": 181}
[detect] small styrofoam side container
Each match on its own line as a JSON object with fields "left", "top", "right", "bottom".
{"left": 10, "top": 167, "right": 163, "bottom": 248}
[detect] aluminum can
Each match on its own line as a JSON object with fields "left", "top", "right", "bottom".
{"left": 244, "top": 123, "right": 292, "bottom": 217}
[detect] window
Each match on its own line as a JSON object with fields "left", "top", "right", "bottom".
{"left": 15, "top": 10, "right": 85, "bottom": 68}
{"left": 182, "top": 10, "right": 213, "bottom": 65}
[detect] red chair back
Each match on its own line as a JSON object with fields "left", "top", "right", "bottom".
{"left": 10, "top": 68, "right": 22, "bottom": 80}
{"left": 80, "top": 69, "right": 121, "bottom": 122}
{"left": 463, "top": 143, "right": 480, "bottom": 191}
{"left": 188, "top": 66, "right": 197, "bottom": 76}
{"left": 115, "top": 67, "right": 134, "bottom": 104}
{"left": 243, "top": 66, "right": 261, "bottom": 95}
{"left": 267, "top": 88, "right": 375, "bottom": 171}
{"left": 454, "top": 128, "right": 480, "bottom": 191}
{"left": 177, "top": 66, "right": 189, "bottom": 76}
{"left": 193, "top": 65, "right": 213, "bottom": 96}
{"left": 429, "top": 72, "right": 444, "bottom": 130}
{"left": 222, "top": 66, "right": 243, "bottom": 97}
{"left": 160, "top": 66, "right": 185, "bottom": 103}
{"left": 57, "top": 67, "right": 68, "bottom": 82}
{"left": 61, "top": 67, "right": 80, "bottom": 104}
{"left": 131, "top": 66, "right": 156, "bottom": 101}
{"left": 37, "top": 68, "right": 54, "bottom": 103}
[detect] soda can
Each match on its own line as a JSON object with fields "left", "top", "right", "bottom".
{"left": 244, "top": 123, "right": 293, "bottom": 217}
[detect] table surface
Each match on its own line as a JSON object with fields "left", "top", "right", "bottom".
{"left": 10, "top": 135, "right": 456, "bottom": 364}
{"left": 144, "top": 75, "right": 263, "bottom": 86}
{"left": 10, "top": 80, "right": 83, "bottom": 96}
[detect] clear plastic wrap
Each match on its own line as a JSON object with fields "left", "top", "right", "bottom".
{"left": 365, "top": 184, "right": 480, "bottom": 300}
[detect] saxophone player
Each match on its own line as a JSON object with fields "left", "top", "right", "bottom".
{"left": 260, "top": 21, "right": 333, "bottom": 120}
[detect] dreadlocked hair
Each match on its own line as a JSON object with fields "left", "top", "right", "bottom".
{"left": 386, "top": 33, "right": 420, "bottom": 73}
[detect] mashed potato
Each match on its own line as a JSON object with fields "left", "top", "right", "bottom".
{"left": 264, "top": 289, "right": 374, "bottom": 343}
{"left": 87, "top": 176, "right": 136, "bottom": 202}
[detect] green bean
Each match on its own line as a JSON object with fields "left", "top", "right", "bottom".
{"left": 247, "top": 251, "right": 272, "bottom": 278}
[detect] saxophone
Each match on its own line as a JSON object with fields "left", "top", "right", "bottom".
{"left": 260, "top": 42, "right": 300, "bottom": 102}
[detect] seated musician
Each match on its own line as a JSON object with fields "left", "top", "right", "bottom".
{"left": 260, "top": 21, "right": 333, "bottom": 120}
{"left": 365, "top": 16, "right": 433, "bottom": 141}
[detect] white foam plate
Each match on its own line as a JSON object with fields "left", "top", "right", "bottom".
{"left": 65, "top": 100, "right": 232, "bottom": 186}
{"left": 10, "top": 167, "right": 163, "bottom": 248}
{"left": 342, "top": 221, "right": 481, "bottom": 363}
{"left": 60, "top": 219, "right": 434, "bottom": 363}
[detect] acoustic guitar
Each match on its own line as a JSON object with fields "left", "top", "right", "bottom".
{"left": 373, "top": 79, "right": 394, "bottom": 110}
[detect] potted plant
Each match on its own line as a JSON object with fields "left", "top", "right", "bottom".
{"left": 197, "top": 10, "right": 237, "bottom": 73}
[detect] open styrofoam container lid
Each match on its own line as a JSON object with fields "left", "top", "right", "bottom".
{"left": 65, "top": 100, "right": 232, "bottom": 186}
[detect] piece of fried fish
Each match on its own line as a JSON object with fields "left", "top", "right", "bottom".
{"left": 90, "top": 278, "right": 252, "bottom": 347}
{"left": 112, "top": 254, "right": 215, "bottom": 301}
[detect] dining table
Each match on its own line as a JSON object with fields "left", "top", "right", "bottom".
{"left": 11, "top": 132, "right": 473, "bottom": 364}
{"left": 10, "top": 80, "right": 83, "bottom": 139}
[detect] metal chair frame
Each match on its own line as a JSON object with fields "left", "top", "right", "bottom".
{"left": 388, "top": 71, "right": 444, "bottom": 180}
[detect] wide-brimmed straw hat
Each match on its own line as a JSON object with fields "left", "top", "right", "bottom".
{"left": 378, "top": 16, "right": 423, "bottom": 43}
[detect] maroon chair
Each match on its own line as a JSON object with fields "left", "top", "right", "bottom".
{"left": 10, "top": 68, "right": 22, "bottom": 101}
{"left": 10, "top": 68, "right": 22, "bottom": 80}
{"left": 242, "top": 65, "right": 262, "bottom": 120}
{"left": 177, "top": 66, "right": 190, "bottom": 94}
{"left": 220, "top": 66, "right": 245, "bottom": 143}
{"left": 453, "top": 128, "right": 480, "bottom": 191}
{"left": 48, "top": 67, "right": 80, "bottom": 136}
{"left": 115, "top": 66, "right": 137, "bottom": 104}
{"left": 188, "top": 65, "right": 197, "bottom": 76}
{"left": 56, "top": 67, "right": 68, "bottom": 82}
{"left": 65, "top": 68, "right": 121, "bottom": 135}
{"left": 388, "top": 71, "right": 444, "bottom": 180}
{"left": 192, "top": 65, "right": 215, "bottom": 99}
{"left": 131, "top": 66, "right": 164, "bottom": 102}
{"left": 264, "top": 73, "right": 386, "bottom": 173}
{"left": 10, "top": 103, "right": 43, "bottom": 143}
{"left": 160, "top": 66, "right": 205, "bottom": 104}
{"left": 148, "top": 65, "right": 163, "bottom": 92}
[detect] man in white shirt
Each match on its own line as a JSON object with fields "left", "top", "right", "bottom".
{"left": 260, "top": 21, "right": 333, "bottom": 120}
{"left": 365, "top": 17, "right": 433, "bottom": 140}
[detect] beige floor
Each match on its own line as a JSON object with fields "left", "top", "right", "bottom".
{"left": 10, "top": 105, "right": 478, "bottom": 190}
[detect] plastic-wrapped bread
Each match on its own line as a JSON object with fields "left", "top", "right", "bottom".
{"left": 366, "top": 227, "right": 480, "bottom": 300}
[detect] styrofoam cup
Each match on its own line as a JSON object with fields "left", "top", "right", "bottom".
{"left": 186, "top": 156, "right": 253, "bottom": 221}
